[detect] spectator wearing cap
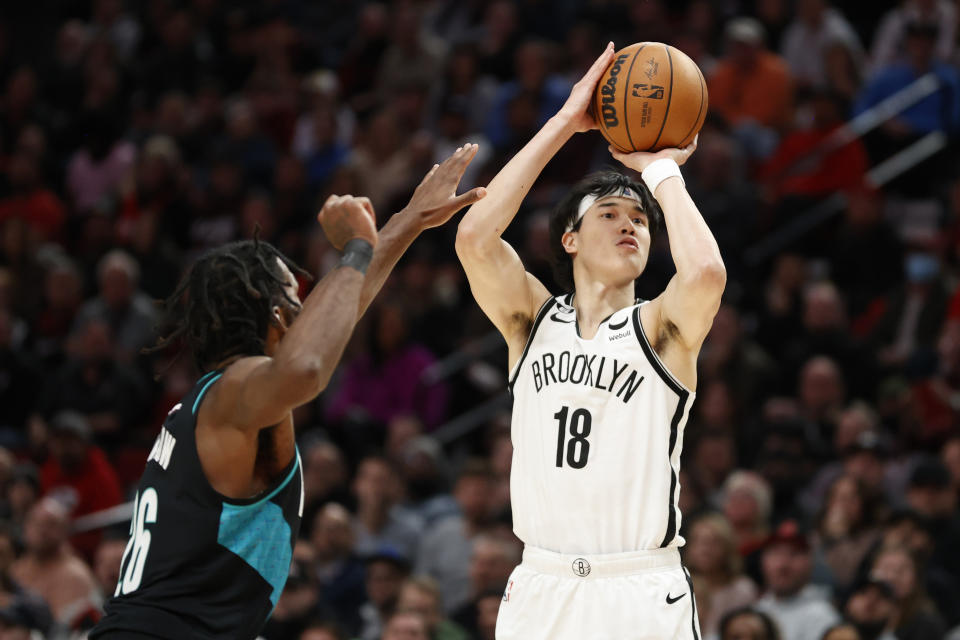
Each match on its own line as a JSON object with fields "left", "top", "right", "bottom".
{"left": 39, "top": 411, "right": 121, "bottom": 561}
{"left": 10, "top": 498, "right": 101, "bottom": 630}
{"left": 869, "top": 546, "right": 946, "bottom": 640}
{"left": 709, "top": 17, "right": 794, "bottom": 136}
{"left": 841, "top": 576, "right": 899, "bottom": 640}
{"left": 756, "top": 519, "right": 841, "bottom": 640}
{"left": 811, "top": 474, "right": 882, "bottom": 590}
{"left": 905, "top": 458, "right": 960, "bottom": 581}
{"left": 358, "top": 546, "right": 412, "bottom": 640}
{"left": 415, "top": 459, "right": 495, "bottom": 615}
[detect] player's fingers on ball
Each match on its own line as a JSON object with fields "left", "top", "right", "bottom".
{"left": 588, "top": 42, "right": 615, "bottom": 75}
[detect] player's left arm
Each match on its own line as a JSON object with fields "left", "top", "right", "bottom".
{"left": 356, "top": 144, "right": 486, "bottom": 319}
{"left": 611, "top": 140, "right": 726, "bottom": 351}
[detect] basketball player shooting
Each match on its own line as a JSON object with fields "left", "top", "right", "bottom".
{"left": 90, "top": 146, "right": 485, "bottom": 640}
{"left": 456, "top": 43, "right": 725, "bottom": 640}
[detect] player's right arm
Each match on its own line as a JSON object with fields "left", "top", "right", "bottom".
{"left": 456, "top": 43, "right": 616, "bottom": 362}
{"left": 210, "top": 197, "right": 378, "bottom": 430}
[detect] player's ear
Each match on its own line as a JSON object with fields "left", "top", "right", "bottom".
{"left": 271, "top": 305, "right": 288, "bottom": 331}
{"left": 561, "top": 231, "right": 577, "bottom": 256}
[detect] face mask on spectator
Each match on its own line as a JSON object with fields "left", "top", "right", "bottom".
{"left": 904, "top": 252, "right": 938, "bottom": 284}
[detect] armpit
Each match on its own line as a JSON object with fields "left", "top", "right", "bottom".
{"left": 654, "top": 317, "right": 682, "bottom": 352}
{"left": 511, "top": 311, "right": 533, "bottom": 338}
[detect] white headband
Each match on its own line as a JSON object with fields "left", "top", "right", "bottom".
{"left": 565, "top": 187, "right": 643, "bottom": 232}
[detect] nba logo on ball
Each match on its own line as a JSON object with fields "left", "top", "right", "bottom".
{"left": 572, "top": 558, "right": 591, "bottom": 577}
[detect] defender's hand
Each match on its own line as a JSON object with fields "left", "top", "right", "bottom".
{"left": 403, "top": 144, "right": 487, "bottom": 230}
{"left": 608, "top": 136, "right": 699, "bottom": 173}
{"left": 318, "top": 195, "right": 378, "bottom": 251}
{"left": 556, "top": 42, "right": 616, "bottom": 134}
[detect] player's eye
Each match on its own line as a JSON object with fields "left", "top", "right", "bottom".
{"left": 602, "top": 212, "right": 614, "bottom": 219}
{"left": 633, "top": 217, "right": 645, "bottom": 225}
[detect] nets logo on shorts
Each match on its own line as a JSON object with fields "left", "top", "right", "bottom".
{"left": 571, "top": 558, "right": 591, "bottom": 577}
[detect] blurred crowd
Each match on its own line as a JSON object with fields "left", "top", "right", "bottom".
{"left": 0, "top": 0, "right": 958, "bottom": 639}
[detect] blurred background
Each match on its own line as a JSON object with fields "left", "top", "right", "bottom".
{"left": 0, "top": 0, "right": 958, "bottom": 639}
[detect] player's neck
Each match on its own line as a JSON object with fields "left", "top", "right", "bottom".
{"left": 570, "top": 280, "right": 635, "bottom": 339}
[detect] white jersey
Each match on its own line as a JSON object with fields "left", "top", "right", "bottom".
{"left": 508, "top": 294, "right": 695, "bottom": 555}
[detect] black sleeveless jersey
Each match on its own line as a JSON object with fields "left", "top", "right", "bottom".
{"left": 91, "top": 370, "right": 304, "bottom": 640}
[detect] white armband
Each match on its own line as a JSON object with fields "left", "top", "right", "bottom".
{"left": 641, "top": 158, "right": 684, "bottom": 199}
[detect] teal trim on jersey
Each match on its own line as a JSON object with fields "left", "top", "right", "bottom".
{"left": 197, "top": 370, "right": 219, "bottom": 385}
{"left": 217, "top": 500, "right": 292, "bottom": 608}
{"left": 192, "top": 373, "right": 223, "bottom": 415}
{"left": 224, "top": 449, "right": 300, "bottom": 509}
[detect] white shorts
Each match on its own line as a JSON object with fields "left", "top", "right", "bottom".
{"left": 496, "top": 546, "right": 701, "bottom": 640}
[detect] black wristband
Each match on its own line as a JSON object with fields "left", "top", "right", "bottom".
{"left": 338, "top": 238, "right": 374, "bottom": 274}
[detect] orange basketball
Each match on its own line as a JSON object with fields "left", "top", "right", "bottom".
{"left": 593, "top": 42, "right": 708, "bottom": 153}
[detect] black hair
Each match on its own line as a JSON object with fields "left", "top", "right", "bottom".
{"left": 718, "top": 606, "right": 781, "bottom": 640}
{"left": 147, "top": 238, "right": 309, "bottom": 372}
{"left": 548, "top": 170, "right": 663, "bottom": 292}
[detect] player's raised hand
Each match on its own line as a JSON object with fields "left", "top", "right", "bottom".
{"left": 403, "top": 144, "right": 487, "bottom": 230}
{"left": 607, "top": 135, "right": 699, "bottom": 173}
{"left": 557, "top": 42, "right": 616, "bottom": 134}
{"left": 318, "top": 194, "right": 378, "bottom": 251}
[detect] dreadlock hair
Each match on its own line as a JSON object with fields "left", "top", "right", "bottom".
{"left": 548, "top": 170, "right": 662, "bottom": 292}
{"left": 147, "top": 238, "right": 310, "bottom": 372}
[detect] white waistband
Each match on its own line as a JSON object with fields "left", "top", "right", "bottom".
{"left": 521, "top": 545, "right": 681, "bottom": 579}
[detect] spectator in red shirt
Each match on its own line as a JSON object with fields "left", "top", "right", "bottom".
{"left": 0, "top": 151, "right": 65, "bottom": 243}
{"left": 40, "top": 411, "right": 122, "bottom": 561}
{"left": 760, "top": 90, "right": 869, "bottom": 202}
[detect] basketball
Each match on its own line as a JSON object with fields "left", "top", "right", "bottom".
{"left": 593, "top": 42, "right": 708, "bottom": 153}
